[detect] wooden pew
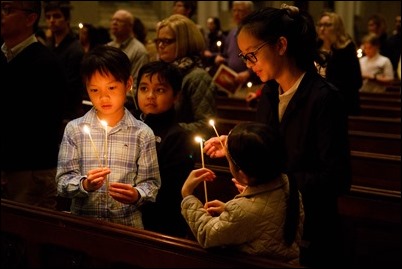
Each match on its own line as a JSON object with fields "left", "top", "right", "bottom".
{"left": 359, "top": 104, "right": 401, "bottom": 118}
{"left": 348, "top": 131, "right": 401, "bottom": 155}
{"left": 348, "top": 116, "right": 401, "bottom": 134}
{"left": 216, "top": 103, "right": 401, "bottom": 122}
{"left": 359, "top": 90, "right": 400, "bottom": 100}
{"left": 216, "top": 116, "right": 401, "bottom": 135}
{"left": 213, "top": 118, "right": 401, "bottom": 156}
{"left": 359, "top": 96, "right": 401, "bottom": 108}
{"left": 199, "top": 149, "right": 401, "bottom": 194}
{"left": 1, "top": 199, "right": 301, "bottom": 268}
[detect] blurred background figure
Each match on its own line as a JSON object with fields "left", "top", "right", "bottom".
{"left": 214, "top": 1, "right": 260, "bottom": 92}
{"left": 44, "top": 0, "right": 85, "bottom": 122}
{"left": 78, "top": 23, "right": 111, "bottom": 54}
{"left": 133, "top": 17, "right": 158, "bottom": 62}
{"left": 172, "top": 0, "right": 204, "bottom": 37}
{"left": 107, "top": 9, "right": 149, "bottom": 114}
{"left": 155, "top": 14, "right": 217, "bottom": 138}
{"left": 359, "top": 32, "right": 394, "bottom": 93}
{"left": 384, "top": 15, "right": 401, "bottom": 78}
{"left": 202, "top": 16, "right": 226, "bottom": 76}
{"left": 1, "top": 0, "right": 66, "bottom": 210}
{"left": 316, "top": 11, "right": 362, "bottom": 115}
{"left": 366, "top": 13, "right": 388, "bottom": 56}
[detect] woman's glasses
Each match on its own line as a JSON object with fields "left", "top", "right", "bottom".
{"left": 154, "top": 38, "right": 176, "bottom": 46}
{"left": 238, "top": 42, "right": 269, "bottom": 64}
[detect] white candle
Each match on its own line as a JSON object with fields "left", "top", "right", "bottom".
{"left": 209, "top": 119, "right": 225, "bottom": 149}
{"left": 100, "top": 120, "right": 108, "bottom": 167}
{"left": 100, "top": 120, "right": 109, "bottom": 201}
{"left": 195, "top": 136, "right": 208, "bottom": 203}
{"left": 83, "top": 125, "right": 102, "bottom": 167}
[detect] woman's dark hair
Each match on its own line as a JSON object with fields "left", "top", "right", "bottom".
{"left": 227, "top": 121, "right": 299, "bottom": 246}
{"left": 136, "top": 61, "right": 183, "bottom": 96}
{"left": 80, "top": 45, "right": 131, "bottom": 85}
{"left": 238, "top": 5, "right": 325, "bottom": 72}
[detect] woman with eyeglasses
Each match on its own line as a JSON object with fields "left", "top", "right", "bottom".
{"left": 181, "top": 122, "right": 304, "bottom": 265}
{"left": 204, "top": 5, "right": 351, "bottom": 268}
{"left": 153, "top": 14, "right": 217, "bottom": 139}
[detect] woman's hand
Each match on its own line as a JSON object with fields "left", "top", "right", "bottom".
{"left": 204, "top": 136, "right": 227, "bottom": 158}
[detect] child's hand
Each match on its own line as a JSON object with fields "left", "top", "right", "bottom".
{"left": 83, "top": 167, "right": 110, "bottom": 192}
{"left": 182, "top": 168, "right": 216, "bottom": 198}
{"left": 204, "top": 136, "right": 227, "bottom": 158}
{"left": 109, "top": 182, "right": 140, "bottom": 204}
{"left": 204, "top": 199, "right": 225, "bottom": 216}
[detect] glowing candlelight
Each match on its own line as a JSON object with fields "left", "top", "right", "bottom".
{"left": 195, "top": 136, "right": 208, "bottom": 203}
{"left": 209, "top": 119, "right": 225, "bottom": 149}
{"left": 100, "top": 120, "right": 108, "bottom": 167}
{"left": 83, "top": 125, "right": 102, "bottom": 167}
{"left": 216, "top": 40, "right": 222, "bottom": 53}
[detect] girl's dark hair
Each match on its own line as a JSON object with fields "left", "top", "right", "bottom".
{"left": 238, "top": 5, "right": 325, "bottom": 72}
{"left": 136, "top": 61, "right": 183, "bottom": 95}
{"left": 227, "top": 121, "right": 299, "bottom": 246}
{"left": 80, "top": 45, "right": 131, "bottom": 85}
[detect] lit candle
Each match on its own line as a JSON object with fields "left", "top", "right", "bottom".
{"left": 195, "top": 136, "right": 208, "bottom": 203}
{"left": 83, "top": 125, "right": 102, "bottom": 167}
{"left": 100, "top": 120, "right": 109, "bottom": 200}
{"left": 216, "top": 40, "right": 222, "bottom": 53}
{"left": 209, "top": 119, "right": 225, "bottom": 149}
{"left": 100, "top": 120, "right": 108, "bottom": 167}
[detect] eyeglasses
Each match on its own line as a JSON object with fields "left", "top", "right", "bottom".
{"left": 238, "top": 42, "right": 269, "bottom": 64}
{"left": 154, "top": 38, "right": 176, "bottom": 46}
{"left": 316, "top": 22, "right": 333, "bottom": 28}
{"left": 1, "top": 6, "right": 34, "bottom": 15}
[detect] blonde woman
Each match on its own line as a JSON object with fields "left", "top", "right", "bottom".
{"left": 316, "top": 11, "right": 362, "bottom": 115}
{"left": 155, "top": 14, "right": 217, "bottom": 137}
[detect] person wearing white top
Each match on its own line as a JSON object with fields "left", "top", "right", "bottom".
{"left": 359, "top": 32, "right": 394, "bottom": 92}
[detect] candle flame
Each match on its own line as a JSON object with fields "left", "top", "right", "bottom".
{"left": 100, "top": 120, "right": 108, "bottom": 128}
{"left": 83, "top": 125, "right": 90, "bottom": 134}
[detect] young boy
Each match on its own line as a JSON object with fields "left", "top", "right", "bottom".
{"left": 56, "top": 46, "right": 160, "bottom": 228}
{"left": 181, "top": 122, "right": 304, "bottom": 265}
{"left": 135, "top": 61, "right": 195, "bottom": 237}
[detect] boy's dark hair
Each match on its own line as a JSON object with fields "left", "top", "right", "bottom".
{"left": 227, "top": 122, "right": 282, "bottom": 184}
{"left": 43, "top": 1, "right": 72, "bottom": 20}
{"left": 136, "top": 61, "right": 183, "bottom": 96}
{"left": 227, "top": 121, "right": 299, "bottom": 246}
{"left": 80, "top": 45, "right": 131, "bottom": 85}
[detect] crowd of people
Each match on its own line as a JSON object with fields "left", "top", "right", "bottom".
{"left": 1, "top": 1, "right": 400, "bottom": 268}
